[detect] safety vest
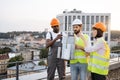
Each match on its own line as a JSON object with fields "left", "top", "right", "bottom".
{"left": 70, "top": 34, "right": 88, "bottom": 64}
{"left": 88, "top": 40, "right": 110, "bottom": 75}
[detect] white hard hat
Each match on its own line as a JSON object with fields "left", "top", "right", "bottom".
{"left": 72, "top": 19, "right": 82, "bottom": 26}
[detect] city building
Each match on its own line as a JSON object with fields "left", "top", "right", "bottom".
{"left": 20, "top": 50, "right": 33, "bottom": 61}
{"left": 57, "top": 9, "right": 111, "bottom": 45}
{"left": 110, "top": 39, "right": 120, "bottom": 48}
{"left": 0, "top": 54, "right": 9, "bottom": 75}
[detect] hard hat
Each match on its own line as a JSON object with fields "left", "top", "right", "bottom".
{"left": 93, "top": 22, "right": 106, "bottom": 32}
{"left": 72, "top": 19, "right": 82, "bottom": 26}
{"left": 50, "top": 18, "right": 60, "bottom": 27}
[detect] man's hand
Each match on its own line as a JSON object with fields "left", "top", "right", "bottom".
{"left": 85, "top": 52, "right": 90, "bottom": 57}
{"left": 46, "top": 34, "right": 62, "bottom": 48}
{"left": 55, "top": 34, "right": 62, "bottom": 40}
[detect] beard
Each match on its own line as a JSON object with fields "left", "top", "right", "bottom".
{"left": 53, "top": 28, "right": 59, "bottom": 33}
{"left": 74, "top": 30, "right": 80, "bottom": 35}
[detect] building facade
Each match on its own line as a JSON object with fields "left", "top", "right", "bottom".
{"left": 0, "top": 54, "right": 9, "bottom": 75}
{"left": 57, "top": 9, "right": 111, "bottom": 45}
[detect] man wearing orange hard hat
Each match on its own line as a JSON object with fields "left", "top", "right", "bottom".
{"left": 83, "top": 22, "right": 110, "bottom": 80}
{"left": 46, "top": 18, "right": 65, "bottom": 80}
{"left": 50, "top": 18, "right": 60, "bottom": 27}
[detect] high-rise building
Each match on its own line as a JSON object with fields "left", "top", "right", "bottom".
{"left": 56, "top": 9, "right": 111, "bottom": 45}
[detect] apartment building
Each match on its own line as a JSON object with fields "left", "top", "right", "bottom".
{"left": 57, "top": 9, "right": 111, "bottom": 45}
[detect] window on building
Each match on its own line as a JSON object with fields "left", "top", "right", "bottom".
{"left": 82, "top": 16, "right": 85, "bottom": 24}
{"left": 86, "top": 16, "right": 90, "bottom": 31}
{"left": 86, "top": 16, "right": 90, "bottom": 24}
{"left": 65, "top": 16, "right": 67, "bottom": 31}
{"left": 73, "top": 16, "right": 76, "bottom": 21}
{"left": 96, "top": 16, "right": 99, "bottom": 22}
{"left": 105, "top": 16, "right": 109, "bottom": 24}
{"left": 68, "top": 16, "right": 72, "bottom": 30}
{"left": 105, "top": 16, "right": 109, "bottom": 31}
{"left": 77, "top": 16, "right": 80, "bottom": 19}
{"left": 100, "top": 16, "right": 104, "bottom": 22}
{"left": 68, "top": 16, "right": 71, "bottom": 24}
{"left": 91, "top": 16, "right": 94, "bottom": 24}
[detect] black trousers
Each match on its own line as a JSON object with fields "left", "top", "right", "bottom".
{"left": 91, "top": 72, "right": 106, "bottom": 80}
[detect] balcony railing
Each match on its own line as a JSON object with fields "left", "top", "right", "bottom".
{"left": 1, "top": 53, "right": 120, "bottom": 80}
{"left": 0, "top": 58, "right": 48, "bottom": 80}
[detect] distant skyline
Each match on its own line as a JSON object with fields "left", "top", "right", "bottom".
{"left": 0, "top": 0, "right": 120, "bottom": 32}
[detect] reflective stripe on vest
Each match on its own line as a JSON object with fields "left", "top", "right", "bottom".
{"left": 88, "top": 62, "right": 109, "bottom": 75}
{"left": 90, "top": 56, "right": 109, "bottom": 62}
{"left": 88, "top": 40, "right": 110, "bottom": 75}
{"left": 74, "top": 56, "right": 86, "bottom": 59}
{"left": 70, "top": 34, "right": 88, "bottom": 64}
{"left": 88, "top": 62, "right": 108, "bottom": 70}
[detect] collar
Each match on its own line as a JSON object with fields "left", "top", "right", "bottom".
{"left": 94, "top": 37, "right": 104, "bottom": 43}
{"left": 96, "top": 37, "right": 104, "bottom": 40}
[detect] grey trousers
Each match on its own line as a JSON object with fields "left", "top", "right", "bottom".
{"left": 47, "top": 57, "right": 65, "bottom": 80}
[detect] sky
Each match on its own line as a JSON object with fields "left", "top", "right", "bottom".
{"left": 0, "top": 0, "right": 120, "bottom": 32}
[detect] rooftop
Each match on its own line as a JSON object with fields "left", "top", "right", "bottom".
{"left": 0, "top": 54, "right": 9, "bottom": 60}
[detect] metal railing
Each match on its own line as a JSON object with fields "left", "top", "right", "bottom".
{"left": 110, "top": 53, "right": 120, "bottom": 62}
{"left": 1, "top": 53, "right": 120, "bottom": 80}
{"left": 0, "top": 58, "right": 47, "bottom": 80}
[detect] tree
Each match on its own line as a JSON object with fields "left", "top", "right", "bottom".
{"left": 3, "top": 47, "right": 12, "bottom": 53}
{"left": 38, "top": 61, "right": 45, "bottom": 65}
{"left": 39, "top": 48, "right": 48, "bottom": 59}
{"left": 0, "top": 47, "right": 12, "bottom": 54}
{"left": 7, "top": 55, "right": 24, "bottom": 67}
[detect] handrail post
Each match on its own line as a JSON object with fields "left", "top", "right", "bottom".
{"left": 118, "top": 55, "right": 119, "bottom": 62}
{"left": 16, "top": 62, "right": 19, "bottom": 80}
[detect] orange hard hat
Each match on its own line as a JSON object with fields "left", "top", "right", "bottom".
{"left": 93, "top": 22, "right": 106, "bottom": 32}
{"left": 50, "top": 18, "right": 60, "bottom": 27}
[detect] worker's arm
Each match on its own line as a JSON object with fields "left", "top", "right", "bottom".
{"left": 75, "top": 44, "right": 85, "bottom": 51}
{"left": 84, "top": 41, "right": 105, "bottom": 53}
{"left": 46, "top": 34, "right": 62, "bottom": 48}
{"left": 75, "top": 34, "right": 88, "bottom": 51}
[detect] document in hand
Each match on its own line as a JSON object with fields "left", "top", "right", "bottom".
{"left": 57, "top": 32, "right": 75, "bottom": 60}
